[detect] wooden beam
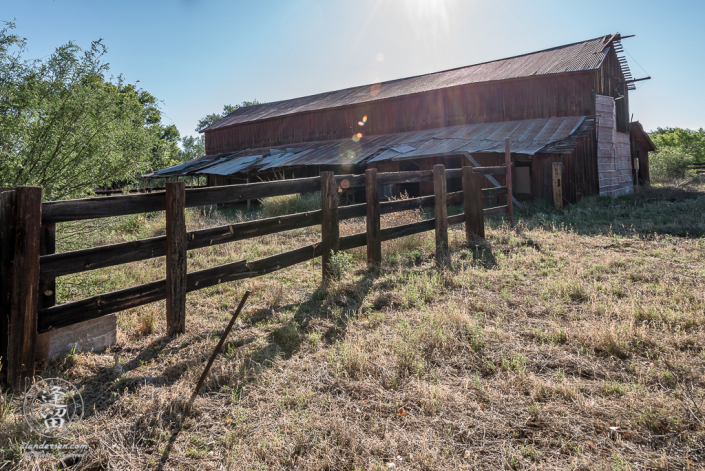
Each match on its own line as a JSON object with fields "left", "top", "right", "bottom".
{"left": 505, "top": 138, "right": 514, "bottom": 227}
{"left": 38, "top": 223, "right": 55, "bottom": 311}
{"left": 433, "top": 165, "right": 449, "bottom": 264}
{"left": 472, "top": 166, "right": 507, "bottom": 175}
{"left": 320, "top": 171, "right": 339, "bottom": 283}
{"left": 365, "top": 169, "right": 381, "bottom": 267}
{"left": 552, "top": 162, "right": 564, "bottom": 211}
{"left": 8, "top": 186, "right": 42, "bottom": 391}
{"left": 166, "top": 182, "right": 187, "bottom": 336}
{"left": 484, "top": 206, "right": 508, "bottom": 217}
{"left": 463, "top": 152, "right": 523, "bottom": 209}
{"left": 0, "top": 190, "right": 15, "bottom": 384}
{"left": 463, "top": 166, "right": 485, "bottom": 241}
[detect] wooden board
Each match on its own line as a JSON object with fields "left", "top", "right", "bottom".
{"left": 433, "top": 165, "right": 449, "bottom": 264}
{"left": 365, "top": 169, "right": 381, "bottom": 266}
{"left": 8, "top": 186, "right": 42, "bottom": 390}
{"left": 165, "top": 183, "right": 187, "bottom": 335}
{"left": 0, "top": 190, "right": 15, "bottom": 382}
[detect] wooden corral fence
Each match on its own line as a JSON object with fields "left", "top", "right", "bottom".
{"left": 0, "top": 146, "right": 514, "bottom": 391}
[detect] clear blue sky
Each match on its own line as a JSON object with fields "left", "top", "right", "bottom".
{"left": 4, "top": 0, "right": 703, "bottom": 141}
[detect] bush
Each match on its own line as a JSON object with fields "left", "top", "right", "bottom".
{"left": 260, "top": 191, "right": 321, "bottom": 217}
{"left": 329, "top": 250, "right": 355, "bottom": 280}
{"left": 650, "top": 147, "right": 695, "bottom": 183}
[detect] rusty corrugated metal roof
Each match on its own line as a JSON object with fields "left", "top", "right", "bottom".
{"left": 148, "top": 116, "right": 594, "bottom": 178}
{"left": 203, "top": 35, "right": 615, "bottom": 132}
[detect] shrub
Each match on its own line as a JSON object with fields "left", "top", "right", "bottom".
{"left": 329, "top": 250, "right": 355, "bottom": 280}
{"left": 259, "top": 191, "right": 321, "bottom": 217}
{"left": 650, "top": 147, "right": 695, "bottom": 182}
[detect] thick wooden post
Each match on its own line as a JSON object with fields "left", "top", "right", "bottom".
{"left": 365, "top": 169, "right": 381, "bottom": 267}
{"left": 552, "top": 162, "right": 564, "bottom": 211}
{"left": 8, "top": 186, "right": 42, "bottom": 391}
{"left": 320, "top": 171, "right": 339, "bottom": 283}
{"left": 504, "top": 137, "right": 514, "bottom": 227}
{"left": 0, "top": 189, "right": 16, "bottom": 385}
{"left": 462, "top": 166, "right": 485, "bottom": 241}
{"left": 38, "top": 223, "right": 56, "bottom": 310}
{"left": 166, "top": 182, "right": 187, "bottom": 336}
{"left": 433, "top": 165, "right": 449, "bottom": 264}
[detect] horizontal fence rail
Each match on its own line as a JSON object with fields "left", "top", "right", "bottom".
{"left": 2, "top": 158, "right": 515, "bottom": 390}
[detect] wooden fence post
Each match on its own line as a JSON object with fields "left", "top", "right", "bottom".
{"left": 320, "top": 171, "right": 339, "bottom": 283}
{"left": 433, "top": 165, "right": 449, "bottom": 264}
{"left": 365, "top": 169, "right": 381, "bottom": 267}
{"left": 166, "top": 182, "right": 187, "bottom": 336}
{"left": 39, "top": 223, "right": 56, "bottom": 310}
{"left": 462, "top": 166, "right": 485, "bottom": 241}
{"left": 504, "top": 137, "right": 514, "bottom": 227}
{"left": 0, "top": 189, "right": 16, "bottom": 385}
{"left": 552, "top": 162, "right": 564, "bottom": 211}
{"left": 8, "top": 186, "right": 42, "bottom": 391}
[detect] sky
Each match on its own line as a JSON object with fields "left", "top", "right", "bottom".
{"left": 3, "top": 0, "right": 703, "bottom": 142}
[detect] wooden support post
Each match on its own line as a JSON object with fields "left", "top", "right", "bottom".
{"left": 38, "top": 223, "right": 56, "bottom": 310}
{"left": 552, "top": 162, "right": 564, "bottom": 211}
{"left": 462, "top": 166, "right": 485, "bottom": 241}
{"left": 320, "top": 171, "right": 339, "bottom": 283}
{"left": 433, "top": 165, "right": 449, "bottom": 264}
{"left": 504, "top": 137, "right": 514, "bottom": 227}
{"left": 166, "top": 182, "right": 187, "bottom": 336}
{"left": 0, "top": 189, "right": 16, "bottom": 385}
{"left": 365, "top": 168, "right": 381, "bottom": 267}
{"left": 8, "top": 186, "right": 42, "bottom": 391}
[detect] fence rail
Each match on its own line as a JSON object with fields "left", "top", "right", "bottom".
{"left": 1, "top": 140, "right": 516, "bottom": 390}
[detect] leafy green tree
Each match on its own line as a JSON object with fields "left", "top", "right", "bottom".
{"left": 650, "top": 127, "right": 705, "bottom": 165}
{"left": 0, "top": 21, "right": 178, "bottom": 199}
{"left": 648, "top": 127, "right": 703, "bottom": 182}
{"left": 195, "top": 100, "right": 260, "bottom": 132}
{"left": 179, "top": 134, "right": 205, "bottom": 161}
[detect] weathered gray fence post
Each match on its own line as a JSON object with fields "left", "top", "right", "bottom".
{"left": 8, "top": 186, "right": 42, "bottom": 391}
{"left": 462, "top": 166, "right": 485, "bottom": 241}
{"left": 365, "top": 168, "right": 381, "bottom": 268}
{"left": 320, "top": 171, "right": 339, "bottom": 283}
{"left": 166, "top": 182, "right": 187, "bottom": 336}
{"left": 552, "top": 162, "right": 564, "bottom": 211}
{"left": 433, "top": 164, "right": 449, "bottom": 264}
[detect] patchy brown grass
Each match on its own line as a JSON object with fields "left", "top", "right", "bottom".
{"left": 1, "top": 185, "right": 705, "bottom": 470}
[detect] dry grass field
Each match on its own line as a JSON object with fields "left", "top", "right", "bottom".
{"left": 1, "top": 183, "right": 705, "bottom": 470}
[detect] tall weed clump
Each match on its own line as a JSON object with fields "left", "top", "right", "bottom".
{"left": 260, "top": 191, "right": 321, "bottom": 217}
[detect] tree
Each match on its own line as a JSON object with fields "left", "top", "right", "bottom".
{"left": 0, "top": 21, "right": 178, "bottom": 199}
{"left": 179, "top": 134, "right": 205, "bottom": 161}
{"left": 650, "top": 127, "right": 705, "bottom": 165}
{"left": 195, "top": 100, "right": 261, "bottom": 132}
{"left": 648, "top": 127, "right": 704, "bottom": 182}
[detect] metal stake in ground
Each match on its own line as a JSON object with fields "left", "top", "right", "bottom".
{"left": 188, "top": 290, "right": 250, "bottom": 406}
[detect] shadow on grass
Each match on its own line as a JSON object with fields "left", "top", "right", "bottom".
{"left": 517, "top": 184, "right": 705, "bottom": 237}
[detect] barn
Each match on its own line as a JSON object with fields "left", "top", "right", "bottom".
{"left": 148, "top": 33, "right": 652, "bottom": 204}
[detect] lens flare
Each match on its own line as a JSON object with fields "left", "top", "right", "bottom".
{"left": 341, "top": 179, "right": 351, "bottom": 189}
{"left": 358, "top": 121, "right": 365, "bottom": 126}
{"left": 347, "top": 150, "right": 356, "bottom": 160}
{"left": 351, "top": 133, "right": 362, "bottom": 143}
{"left": 363, "top": 116, "right": 367, "bottom": 123}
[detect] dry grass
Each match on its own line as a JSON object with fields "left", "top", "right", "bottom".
{"left": 1, "top": 185, "right": 705, "bottom": 470}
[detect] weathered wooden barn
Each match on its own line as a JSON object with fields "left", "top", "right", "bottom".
{"left": 148, "top": 33, "right": 651, "bottom": 203}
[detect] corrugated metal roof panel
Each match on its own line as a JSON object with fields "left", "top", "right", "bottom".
{"left": 204, "top": 35, "right": 615, "bottom": 131}
{"left": 154, "top": 116, "right": 594, "bottom": 177}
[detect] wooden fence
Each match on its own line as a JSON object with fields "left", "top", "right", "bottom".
{"left": 0, "top": 157, "right": 513, "bottom": 390}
